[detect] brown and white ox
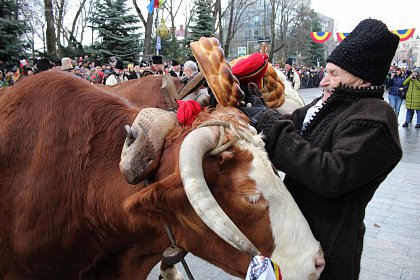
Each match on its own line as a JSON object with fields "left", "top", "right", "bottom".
{"left": 0, "top": 71, "right": 324, "bottom": 280}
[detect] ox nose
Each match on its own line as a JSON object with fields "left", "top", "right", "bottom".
{"left": 315, "top": 256, "right": 326, "bottom": 275}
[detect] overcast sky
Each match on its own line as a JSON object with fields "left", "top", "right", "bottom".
{"left": 311, "top": 0, "right": 420, "bottom": 32}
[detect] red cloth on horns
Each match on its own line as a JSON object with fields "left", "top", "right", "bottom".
{"left": 176, "top": 100, "right": 202, "bottom": 126}
{"left": 231, "top": 52, "right": 269, "bottom": 88}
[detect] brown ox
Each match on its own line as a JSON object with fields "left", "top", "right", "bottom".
{"left": 0, "top": 71, "right": 324, "bottom": 280}
{"left": 101, "top": 74, "right": 210, "bottom": 110}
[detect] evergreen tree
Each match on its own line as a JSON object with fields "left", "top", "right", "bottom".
{"left": 184, "top": 0, "right": 215, "bottom": 60}
{"left": 89, "top": 0, "right": 142, "bottom": 63}
{"left": 0, "top": 0, "right": 29, "bottom": 69}
{"left": 303, "top": 14, "right": 326, "bottom": 67}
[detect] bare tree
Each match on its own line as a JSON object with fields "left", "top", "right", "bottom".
{"left": 44, "top": 0, "right": 57, "bottom": 57}
{"left": 53, "top": 0, "right": 67, "bottom": 57}
{"left": 21, "top": 0, "right": 46, "bottom": 57}
{"left": 213, "top": 0, "right": 222, "bottom": 41}
{"left": 79, "top": 0, "right": 94, "bottom": 45}
{"left": 222, "top": 0, "right": 257, "bottom": 55}
{"left": 164, "top": 0, "right": 184, "bottom": 39}
{"left": 269, "top": 0, "right": 305, "bottom": 62}
{"left": 132, "top": 0, "right": 154, "bottom": 56}
{"left": 64, "top": 0, "right": 90, "bottom": 51}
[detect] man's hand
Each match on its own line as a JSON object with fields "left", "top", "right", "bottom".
{"left": 238, "top": 83, "right": 267, "bottom": 127}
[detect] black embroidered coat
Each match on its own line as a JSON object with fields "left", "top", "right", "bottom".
{"left": 257, "top": 86, "right": 402, "bottom": 280}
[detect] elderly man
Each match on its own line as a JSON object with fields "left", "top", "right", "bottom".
{"left": 240, "top": 19, "right": 402, "bottom": 279}
{"left": 182, "top": 60, "right": 198, "bottom": 79}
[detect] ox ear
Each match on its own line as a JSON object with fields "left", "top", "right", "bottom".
{"left": 123, "top": 173, "right": 186, "bottom": 224}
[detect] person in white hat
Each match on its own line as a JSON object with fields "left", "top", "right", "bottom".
{"left": 61, "top": 57, "right": 73, "bottom": 72}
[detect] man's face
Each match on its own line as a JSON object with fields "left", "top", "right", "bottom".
{"left": 184, "top": 68, "right": 193, "bottom": 78}
{"left": 319, "top": 63, "right": 368, "bottom": 100}
{"left": 134, "top": 65, "right": 141, "bottom": 73}
{"left": 285, "top": 64, "right": 291, "bottom": 71}
{"left": 173, "top": 65, "right": 180, "bottom": 72}
{"left": 115, "top": 69, "right": 123, "bottom": 75}
{"left": 153, "top": 63, "right": 163, "bottom": 71}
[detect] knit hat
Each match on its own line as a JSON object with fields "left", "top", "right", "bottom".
{"left": 115, "top": 59, "right": 124, "bottom": 70}
{"left": 231, "top": 52, "right": 269, "bottom": 88}
{"left": 61, "top": 57, "right": 73, "bottom": 71}
{"left": 285, "top": 58, "right": 293, "bottom": 66}
{"left": 152, "top": 55, "right": 163, "bottom": 65}
{"left": 326, "top": 19, "right": 399, "bottom": 86}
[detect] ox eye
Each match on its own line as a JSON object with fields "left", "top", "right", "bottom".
{"left": 246, "top": 193, "right": 262, "bottom": 204}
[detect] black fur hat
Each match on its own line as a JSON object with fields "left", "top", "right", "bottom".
{"left": 172, "top": 59, "right": 180, "bottom": 66}
{"left": 152, "top": 55, "right": 163, "bottom": 65}
{"left": 285, "top": 58, "right": 293, "bottom": 66}
{"left": 326, "top": 19, "right": 399, "bottom": 86}
{"left": 115, "top": 59, "right": 124, "bottom": 70}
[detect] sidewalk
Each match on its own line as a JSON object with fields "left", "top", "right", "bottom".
{"left": 359, "top": 98, "right": 420, "bottom": 280}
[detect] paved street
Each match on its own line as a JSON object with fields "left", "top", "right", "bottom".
{"left": 149, "top": 87, "right": 420, "bottom": 280}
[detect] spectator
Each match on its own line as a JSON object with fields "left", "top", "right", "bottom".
{"left": 105, "top": 59, "right": 128, "bottom": 86}
{"left": 284, "top": 57, "right": 301, "bottom": 91}
{"left": 401, "top": 68, "right": 420, "bottom": 128}
{"left": 89, "top": 66, "right": 104, "bottom": 84}
{"left": 34, "top": 58, "right": 52, "bottom": 74}
{"left": 73, "top": 66, "right": 83, "bottom": 78}
{"left": 61, "top": 57, "right": 73, "bottom": 72}
{"left": 141, "top": 55, "right": 163, "bottom": 77}
{"left": 183, "top": 60, "right": 198, "bottom": 79}
{"left": 239, "top": 19, "right": 401, "bottom": 279}
{"left": 5, "top": 70, "right": 14, "bottom": 86}
{"left": 169, "top": 59, "right": 183, "bottom": 77}
{"left": 128, "top": 65, "right": 142, "bottom": 79}
{"left": 0, "top": 69, "right": 5, "bottom": 87}
{"left": 386, "top": 68, "right": 406, "bottom": 117}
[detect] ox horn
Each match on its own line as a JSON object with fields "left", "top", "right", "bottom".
{"left": 120, "top": 108, "right": 178, "bottom": 184}
{"left": 179, "top": 127, "right": 260, "bottom": 257}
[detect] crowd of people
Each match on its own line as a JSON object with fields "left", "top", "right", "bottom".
{"left": 0, "top": 54, "right": 198, "bottom": 87}
{"left": 385, "top": 65, "right": 420, "bottom": 127}
{"left": 1, "top": 47, "right": 419, "bottom": 128}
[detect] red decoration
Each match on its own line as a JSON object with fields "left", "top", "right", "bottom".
{"left": 176, "top": 100, "right": 202, "bottom": 126}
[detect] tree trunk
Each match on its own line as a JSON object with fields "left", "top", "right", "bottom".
{"left": 56, "top": 0, "right": 65, "bottom": 58}
{"left": 44, "top": 0, "right": 57, "bottom": 58}
{"left": 213, "top": 0, "right": 222, "bottom": 41}
{"left": 132, "top": 0, "right": 154, "bottom": 56}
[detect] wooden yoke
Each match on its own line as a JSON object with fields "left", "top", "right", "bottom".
{"left": 161, "top": 74, "right": 179, "bottom": 110}
{"left": 177, "top": 72, "right": 205, "bottom": 100}
{"left": 161, "top": 73, "right": 206, "bottom": 110}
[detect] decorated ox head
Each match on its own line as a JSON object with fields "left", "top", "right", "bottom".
{"left": 120, "top": 107, "right": 325, "bottom": 279}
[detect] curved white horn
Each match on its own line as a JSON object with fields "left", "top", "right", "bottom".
{"left": 179, "top": 127, "right": 260, "bottom": 256}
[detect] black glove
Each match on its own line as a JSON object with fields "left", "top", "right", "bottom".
{"left": 239, "top": 83, "right": 267, "bottom": 126}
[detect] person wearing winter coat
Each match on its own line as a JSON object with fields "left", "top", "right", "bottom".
{"left": 401, "top": 68, "right": 420, "bottom": 128}
{"left": 239, "top": 19, "right": 402, "bottom": 279}
{"left": 386, "top": 68, "right": 406, "bottom": 117}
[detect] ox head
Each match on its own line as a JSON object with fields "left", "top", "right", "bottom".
{"left": 120, "top": 108, "right": 325, "bottom": 279}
